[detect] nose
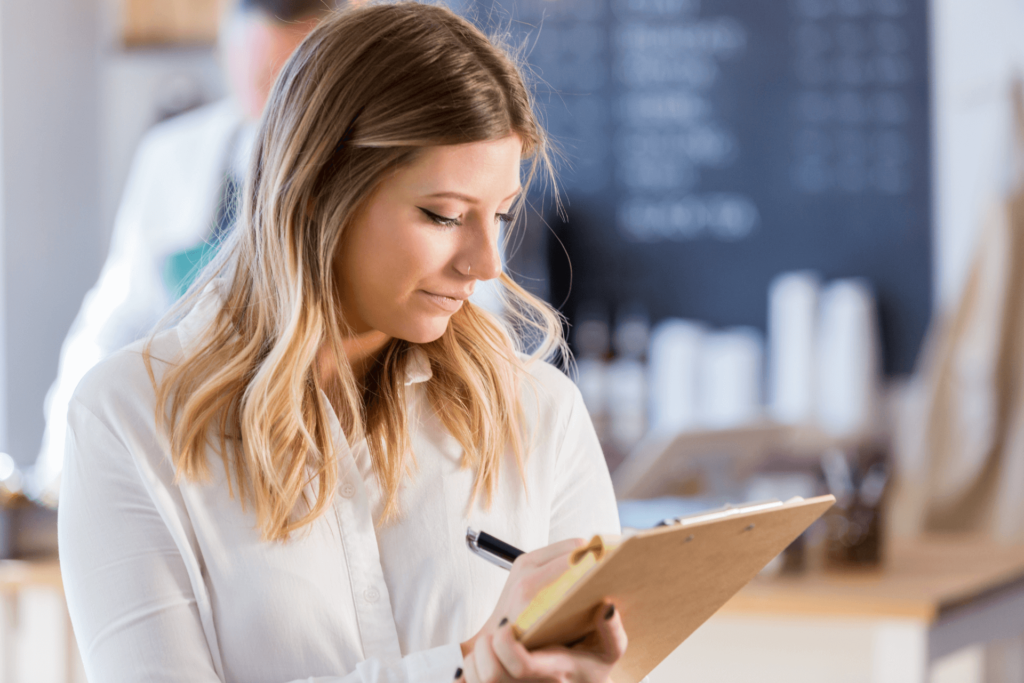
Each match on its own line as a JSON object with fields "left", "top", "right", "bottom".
{"left": 456, "top": 220, "right": 502, "bottom": 281}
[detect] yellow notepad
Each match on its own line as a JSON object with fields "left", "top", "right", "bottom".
{"left": 512, "top": 495, "right": 835, "bottom": 683}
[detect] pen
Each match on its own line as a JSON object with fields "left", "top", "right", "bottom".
{"left": 466, "top": 527, "right": 524, "bottom": 570}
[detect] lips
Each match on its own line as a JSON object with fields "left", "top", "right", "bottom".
{"left": 422, "top": 290, "right": 469, "bottom": 313}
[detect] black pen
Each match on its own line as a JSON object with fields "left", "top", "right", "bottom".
{"left": 466, "top": 527, "right": 524, "bottom": 570}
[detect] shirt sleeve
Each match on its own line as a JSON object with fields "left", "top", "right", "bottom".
{"left": 59, "top": 399, "right": 464, "bottom": 683}
{"left": 547, "top": 384, "right": 621, "bottom": 544}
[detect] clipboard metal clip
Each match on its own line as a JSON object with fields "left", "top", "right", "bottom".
{"left": 655, "top": 499, "right": 792, "bottom": 528}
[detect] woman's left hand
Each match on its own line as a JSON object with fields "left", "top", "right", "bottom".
{"left": 458, "top": 600, "right": 627, "bottom": 683}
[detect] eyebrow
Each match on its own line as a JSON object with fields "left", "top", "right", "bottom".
{"left": 423, "top": 188, "right": 522, "bottom": 204}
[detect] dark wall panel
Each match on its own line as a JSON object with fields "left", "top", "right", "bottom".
{"left": 486, "top": 0, "right": 931, "bottom": 374}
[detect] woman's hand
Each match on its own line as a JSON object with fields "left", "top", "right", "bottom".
{"left": 460, "top": 600, "right": 627, "bottom": 683}
{"left": 461, "top": 538, "right": 584, "bottom": 659}
{"left": 458, "top": 538, "right": 627, "bottom": 682}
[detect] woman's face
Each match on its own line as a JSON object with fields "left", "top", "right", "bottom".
{"left": 335, "top": 135, "right": 522, "bottom": 346}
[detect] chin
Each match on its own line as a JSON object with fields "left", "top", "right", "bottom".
{"left": 395, "top": 317, "right": 452, "bottom": 345}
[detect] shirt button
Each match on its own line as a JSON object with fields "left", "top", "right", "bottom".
{"left": 340, "top": 484, "right": 356, "bottom": 499}
{"left": 363, "top": 587, "right": 380, "bottom": 604}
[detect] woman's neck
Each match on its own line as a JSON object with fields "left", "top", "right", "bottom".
{"left": 317, "top": 330, "right": 391, "bottom": 386}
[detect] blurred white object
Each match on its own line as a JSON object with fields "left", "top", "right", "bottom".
{"left": 768, "top": 270, "right": 821, "bottom": 425}
{"left": 0, "top": 453, "right": 15, "bottom": 482}
{"left": 606, "top": 358, "right": 648, "bottom": 455}
{"left": 576, "top": 358, "right": 609, "bottom": 417}
{"left": 647, "top": 319, "right": 705, "bottom": 433}
{"left": 697, "top": 327, "right": 764, "bottom": 429}
{"left": 0, "top": 451, "right": 22, "bottom": 495}
{"left": 815, "top": 279, "right": 882, "bottom": 437}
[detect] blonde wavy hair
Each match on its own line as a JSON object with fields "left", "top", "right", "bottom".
{"left": 146, "top": 2, "right": 565, "bottom": 541}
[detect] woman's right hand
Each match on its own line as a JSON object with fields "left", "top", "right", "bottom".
{"left": 461, "top": 599, "right": 627, "bottom": 683}
{"left": 458, "top": 538, "right": 628, "bottom": 682}
{"left": 461, "top": 538, "right": 585, "bottom": 659}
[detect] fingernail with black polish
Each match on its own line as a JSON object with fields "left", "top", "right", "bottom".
{"left": 498, "top": 617, "right": 508, "bottom": 627}
{"left": 566, "top": 635, "right": 588, "bottom": 648}
{"left": 604, "top": 604, "right": 615, "bottom": 620}
{"left": 454, "top": 667, "right": 462, "bottom": 680}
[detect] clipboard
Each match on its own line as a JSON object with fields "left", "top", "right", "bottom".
{"left": 515, "top": 495, "right": 835, "bottom": 683}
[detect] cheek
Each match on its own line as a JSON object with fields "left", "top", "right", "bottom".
{"left": 344, "top": 217, "right": 451, "bottom": 314}
{"left": 346, "top": 238, "right": 399, "bottom": 310}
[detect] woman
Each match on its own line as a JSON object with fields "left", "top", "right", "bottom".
{"left": 59, "top": 4, "right": 627, "bottom": 682}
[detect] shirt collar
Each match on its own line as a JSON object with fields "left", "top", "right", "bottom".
{"left": 404, "top": 346, "right": 433, "bottom": 386}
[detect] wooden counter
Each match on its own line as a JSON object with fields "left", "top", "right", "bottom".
{"left": 650, "top": 535, "right": 1024, "bottom": 683}
{"left": 724, "top": 536, "right": 1024, "bottom": 622}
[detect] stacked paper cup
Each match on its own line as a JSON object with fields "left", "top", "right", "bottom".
{"left": 647, "top": 321, "right": 764, "bottom": 432}
{"left": 814, "top": 279, "right": 881, "bottom": 437}
{"left": 768, "top": 271, "right": 820, "bottom": 425}
{"left": 647, "top": 319, "right": 705, "bottom": 434}
{"left": 624, "top": 272, "right": 881, "bottom": 445}
{"left": 697, "top": 327, "right": 765, "bottom": 429}
{"left": 767, "top": 271, "right": 881, "bottom": 438}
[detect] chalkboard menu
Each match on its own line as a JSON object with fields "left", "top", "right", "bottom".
{"left": 482, "top": 0, "right": 931, "bottom": 374}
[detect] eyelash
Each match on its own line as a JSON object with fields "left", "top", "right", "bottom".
{"left": 419, "top": 208, "right": 514, "bottom": 228}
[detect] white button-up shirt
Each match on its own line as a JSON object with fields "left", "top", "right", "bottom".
{"left": 58, "top": 282, "right": 620, "bottom": 683}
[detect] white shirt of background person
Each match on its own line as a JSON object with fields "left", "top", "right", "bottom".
{"left": 29, "top": 0, "right": 325, "bottom": 504}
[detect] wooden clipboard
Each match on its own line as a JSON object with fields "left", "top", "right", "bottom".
{"left": 517, "top": 495, "right": 835, "bottom": 683}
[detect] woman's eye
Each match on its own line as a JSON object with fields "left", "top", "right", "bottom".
{"left": 419, "top": 207, "right": 461, "bottom": 228}
{"left": 496, "top": 213, "right": 514, "bottom": 225}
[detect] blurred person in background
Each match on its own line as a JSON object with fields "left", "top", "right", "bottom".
{"left": 29, "top": 0, "right": 341, "bottom": 504}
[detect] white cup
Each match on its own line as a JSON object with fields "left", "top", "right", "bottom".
{"left": 815, "top": 278, "right": 881, "bottom": 437}
{"left": 768, "top": 270, "right": 821, "bottom": 425}
{"left": 647, "top": 318, "right": 705, "bottom": 434}
{"left": 697, "top": 327, "right": 764, "bottom": 429}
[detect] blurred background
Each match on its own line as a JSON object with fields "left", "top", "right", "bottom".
{"left": 0, "top": 0, "right": 1023, "bottom": 681}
